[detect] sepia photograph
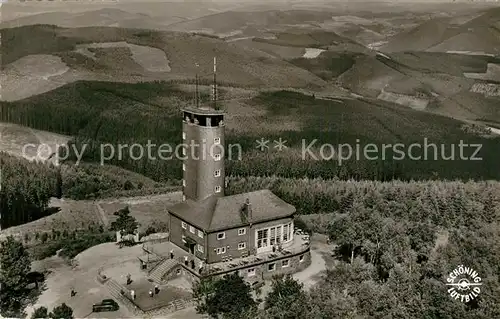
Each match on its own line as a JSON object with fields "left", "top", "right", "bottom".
{"left": 0, "top": 0, "right": 499, "bottom": 318}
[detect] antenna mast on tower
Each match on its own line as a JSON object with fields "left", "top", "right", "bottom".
{"left": 195, "top": 63, "right": 200, "bottom": 108}
{"left": 212, "top": 57, "right": 217, "bottom": 109}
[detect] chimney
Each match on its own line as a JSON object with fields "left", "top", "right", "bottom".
{"left": 240, "top": 198, "right": 252, "bottom": 223}
{"left": 245, "top": 198, "right": 252, "bottom": 222}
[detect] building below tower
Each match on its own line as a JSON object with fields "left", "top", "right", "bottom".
{"left": 137, "top": 100, "right": 311, "bottom": 286}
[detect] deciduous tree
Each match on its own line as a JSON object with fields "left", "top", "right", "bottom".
{"left": 49, "top": 303, "right": 73, "bottom": 319}
{"left": 193, "top": 273, "right": 256, "bottom": 319}
{"left": 264, "top": 274, "right": 309, "bottom": 319}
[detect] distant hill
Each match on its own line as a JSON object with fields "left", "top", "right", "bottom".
{"left": 165, "top": 10, "right": 334, "bottom": 36}
{"left": 381, "top": 7, "right": 500, "bottom": 54}
{"left": 333, "top": 51, "right": 500, "bottom": 123}
{"left": 429, "top": 91, "right": 500, "bottom": 123}
{"left": 0, "top": 8, "right": 183, "bottom": 30}
{"left": 252, "top": 30, "right": 367, "bottom": 51}
{"left": 0, "top": 24, "right": 327, "bottom": 100}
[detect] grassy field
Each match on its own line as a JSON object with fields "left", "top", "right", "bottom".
{"left": 0, "top": 199, "right": 100, "bottom": 241}
{"left": 0, "top": 192, "right": 180, "bottom": 243}
{"left": 289, "top": 51, "right": 361, "bottom": 81}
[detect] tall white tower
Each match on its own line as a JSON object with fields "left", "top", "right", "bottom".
{"left": 181, "top": 57, "right": 225, "bottom": 202}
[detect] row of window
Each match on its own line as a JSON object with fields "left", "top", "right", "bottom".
{"left": 256, "top": 223, "right": 293, "bottom": 250}
{"left": 182, "top": 133, "right": 221, "bottom": 145}
{"left": 182, "top": 178, "right": 220, "bottom": 188}
{"left": 216, "top": 227, "right": 246, "bottom": 240}
{"left": 214, "top": 242, "right": 247, "bottom": 255}
{"left": 181, "top": 221, "right": 204, "bottom": 239}
{"left": 180, "top": 149, "right": 223, "bottom": 159}
{"left": 246, "top": 255, "right": 305, "bottom": 276}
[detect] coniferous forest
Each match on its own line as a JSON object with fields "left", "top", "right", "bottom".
{"left": 1, "top": 82, "right": 499, "bottom": 183}
{"left": 223, "top": 176, "right": 500, "bottom": 319}
{"left": 0, "top": 152, "right": 60, "bottom": 229}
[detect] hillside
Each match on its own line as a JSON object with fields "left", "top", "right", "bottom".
{"left": 429, "top": 91, "right": 500, "bottom": 123}
{"left": 381, "top": 7, "right": 500, "bottom": 54}
{"left": 165, "top": 10, "right": 334, "bottom": 36}
{"left": 0, "top": 1, "right": 240, "bottom": 29}
{"left": 0, "top": 25, "right": 326, "bottom": 101}
{"left": 379, "top": 17, "right": 456, "bottom": 52}
{"left": 2, "top": 82, "right": 500, "bottom": 182}
{"left": 0, "top": 8, "right": 181, "bottom": 30}
{"left": 252, "top": 30, "right": 368, "bottom": 52}
{"left": 331, "top": 51, "right": 500, "bottom": 122}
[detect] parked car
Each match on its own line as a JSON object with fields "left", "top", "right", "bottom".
{"left": 92, "top": 299, "right": 119, "bottom": 312}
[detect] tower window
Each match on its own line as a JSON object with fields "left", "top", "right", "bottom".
{"left": 214, "top": 170, "right": 221, "bottom": 177}
{"left": 182, "top": 195, "right": 186, "bottom": 201}
{"left": 182, "top": 179, "right": 186, "bottom": 186}
{"left": 182, "top": 132, "right": 186, "bottom": 140}
{"left": 182, "top": 163, "right": 186, "bottom": 171}
{"left": 215, "top": 186, "right": 221, "bottom": 193}
{"left": 214, "top": 137, "right": 220, "bottom": 144}
{"left": 214, "top": 154, "right": 221, "bottom": 161}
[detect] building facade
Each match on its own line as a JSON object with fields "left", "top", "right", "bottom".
{"left": 156, "top": 100, "right": 310, "bottom": 283}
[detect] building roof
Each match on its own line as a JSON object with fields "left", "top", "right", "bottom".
{"left": 182, "top": 106, "right": 225, "bottom": 115}
{"left": 168, "top": 196, "right": 218, "bottom": 231}
{"left": 168, "top": 189, "right": 295, "bottom": 232}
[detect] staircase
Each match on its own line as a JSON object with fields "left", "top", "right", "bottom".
{"left": 149, "top": 258, "right": 179, "bottom": 283}
{"left": 105, "top": 279, "right": 143, "bottom": 317}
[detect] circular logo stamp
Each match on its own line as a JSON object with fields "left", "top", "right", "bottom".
{"left": 446, "top": 265, "right": 482, "bottom": 303}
